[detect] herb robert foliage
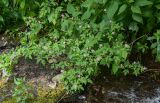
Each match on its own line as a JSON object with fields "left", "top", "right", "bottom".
{"left": 2, "top": 0, "right": 160, "bottom": 94}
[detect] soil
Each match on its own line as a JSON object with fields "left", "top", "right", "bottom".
{"left": 13, "top": 58, "right": 61, "bottom": 86}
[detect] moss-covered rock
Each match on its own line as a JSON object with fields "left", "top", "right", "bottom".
{"left": 3, "top": 83, "right": 65, "bottom": 103}
{"left": 1, "top": 74, "right": 65, "bottom": 103}
{"left": 33, "top": 84, "right": 65, "bottom": 103}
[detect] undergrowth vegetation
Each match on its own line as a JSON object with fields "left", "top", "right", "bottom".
{"left": 0, "top": 0, "right": 160, "bottom": 100}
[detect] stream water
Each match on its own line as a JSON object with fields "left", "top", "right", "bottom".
{"left": 61, "top": 73, "right": 160, "bottom": 103}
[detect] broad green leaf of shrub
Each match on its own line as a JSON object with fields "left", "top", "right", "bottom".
{"left": 155, "top": 4, "right": 160, "bottom": 10}
{"left": 117, "top": 4, "right": 127, "bottom": 15}
{"left": 107, "top": 0, "right": 119, "bottom": 19}
{"left": 0, "top": 15, "right": 4, "bottom": 22}
{"left": 67, "top": 3, "right": 75, "bottom": 15}
{"left": 81, "top": 10, "right": 91, "bottom": 20}
{"left": 131, "top": 5, "right": 141, "bottom": 14}
{"left": 20, "top": 0, "right": 26, "bottom": 9}
{"left": 135, "top": 0, "right": 153, "bottom": 6}
{"left": 67, "top": 3, "right": 80, "bottom": 17}
{"left": 132, "top": 13, "right": 143, "bottom": 24}
{"left": 112, "top": 64, "right": 119, "bottom": 74}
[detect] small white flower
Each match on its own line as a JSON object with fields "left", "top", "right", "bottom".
{"left": 61, "top": 13, "right": 65, "bottom": 17}
{"left": 125, "top": 44, "right": 130, "bottom": 48}
{"left": 99, "top": 44, "right": 103, "bottom": 47}
{"left": 96, "top": 57, "right": 101, "bottom": 62}
{"left": 143, "top": 67, "right": 147, "bottom": 70}
{"left": 91, "top": 49, "right": 95, "bottom": 52}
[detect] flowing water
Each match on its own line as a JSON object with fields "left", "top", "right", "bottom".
{"left": 61, "top": 73, "right": 160, "bottom": 103}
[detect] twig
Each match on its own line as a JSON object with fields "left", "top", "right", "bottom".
{"left": 143, "top": 69, "right": 160, "bottom": 73}
{"left": 57, "top": 92, "right": 67, "bottom": 103}
{"left": 130, "top": 34, "right": 147, "bottom": 47}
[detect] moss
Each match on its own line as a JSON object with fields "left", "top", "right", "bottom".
{"left": 33, "top": 84, "right": 65, "bottom": 103}
{"left": 0, "top": 77, "right": 8, "bottom": 89}
{"left": 0, "top": 79, "right": 6, "bottom": 89}
{"left": 2, "top": 82, "right": 65, "bottom": 103}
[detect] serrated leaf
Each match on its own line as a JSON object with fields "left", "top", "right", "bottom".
{"left": 118, "top": 4, "right": 127, "bottom": 15}
{"left": 132, "top": 13, "right": 143, "bottom": 24}
{"left": 107, "top": 0, "right": 119, "bottom": 18}
{"left": 131, "top": 5, "right": 141, "bottom": 14}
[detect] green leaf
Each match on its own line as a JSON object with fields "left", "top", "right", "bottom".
{"left": 67, "top": 3, "right": 75, "bottom": 15}
{"left": 121, "top": 50, "right": 128, "bottom": 59}
{"left": 132, "top": 13, "right": 143, "bottom": 24}
{"left": 151, "top": 43, "right": 157, "bottom": 49}
{"left": 155, "top": 4, "right": 160, "bottom": 9}
{"left": 131, "top": 5, "right": 141, "bottom": 14}
{"left": 107, "top": 0, "right": 119, "bottom": 18}
{"left": 143, "top": 9, "right": 152, "bottom": 17}
{"left": 147, "top": 37, "right": 155, "bottom": 41}
{"left": 156, "top": 13, "right": 160, "bottom": 21}
{"left": 0, "top": 15, "right": 4, "bottom": 22}
{"left": 129, "top": 22, "right": 139, "bottom": 31}
{"left": 67, "top": 3, "right": 80, "bottom": 17}
{"left": 20, "top": 0, "right": 25, "bottom": 9}
{"left": 135, "top": 0, "right": 153, "bottom": 6}
{"left": 157, "top": 44, "right": 160, "bottom": 59}
{"left": 2, "top": 0, "right": 9, "bottom": 6}
{"left": 81, "top": 10, "right": 91, "bottom": 20}
{"left": 112, "top": 64, "right": 118, "bottom": 74}
{"left": 128, "top": 0, "right": 134, "bottom": 3}
{"left": 117, "top": 4, "right": 127, "bottom": 15}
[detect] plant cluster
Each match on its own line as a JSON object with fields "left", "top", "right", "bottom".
{"left": 0, "top": 0, "right": 159, "bottom": 97}
{"left": 13, "top": 78, "right": 33, "bottom": 103}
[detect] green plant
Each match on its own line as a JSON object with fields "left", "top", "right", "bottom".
{"left": 0, "top": 0, "right": 42, "bottom": 32}
{"left": 0, "top": 0, "right": 157, "bottom": 94}
{"left": 148, "top": 30, "right": 160, "bottom": 61}
{"left": 0, "top": 49, "right": 20, "bottom": 77}
{"left": 13, "top": 77, "right": 33, "bottom": 103}
{"left": 1, "top": 0, "right": 147, "bottom": 93}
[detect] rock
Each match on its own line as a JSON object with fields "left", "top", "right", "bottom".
{"left": 51, "top": 73, "right": 63, "bottom": 83}
{"left": 48, "top": 81, "right": 57, "bottom": 89}
{"left": 0, "top": 74, "right": 65, "bottom": 103}
{"left": 0, "top": 36, "right": 8, "bottom": 47}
